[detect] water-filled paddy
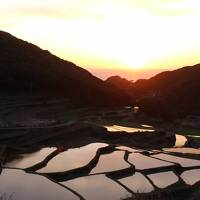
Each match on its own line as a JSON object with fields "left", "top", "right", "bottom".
{"left": 0, "top": 169, "right": 79, "bottom": 200}
{"left": 4, "top": 148, "right": 56, "bottom": 169}
{"left": 1, "top": 139, "right": 200, "bottom": 200}
{"left": 37, "top": 143, "right": 107, "bottom": 173}
{"left": 62, "top": 174, "right": 131, "bottom": 200}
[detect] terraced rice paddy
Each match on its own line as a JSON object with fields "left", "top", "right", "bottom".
{"left": 1, "top": 142, "right": 200, "bottom": 200}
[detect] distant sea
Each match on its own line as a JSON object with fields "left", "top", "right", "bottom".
{"left": 86, "top": 68, "right": 164, "bottom": 81}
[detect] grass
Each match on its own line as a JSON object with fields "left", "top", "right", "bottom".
{"left": 123, "top": 191, "right": 174, "bottom": 200}
{"left": 122, "top": 187, "right": 200, "bottom": 200}
{"left": 63, "top": 107, "right": 96, "bottom": 122}
{"left": 167, "top": 151, "right": 200, "bottom": 160}
{"left": 0, "top": 193, "right": 14, "bottom": 200}
{"left": 174, "top": 128, "right": 200, "bottom": 136}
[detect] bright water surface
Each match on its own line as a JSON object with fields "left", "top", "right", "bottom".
{"left": 1, "top": 133, "right": 200, "bottom": 200}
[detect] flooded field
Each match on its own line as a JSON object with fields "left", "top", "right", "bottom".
{"left": 105, "top": 125, "right": 155, "bottom": 133}
{"left": 1, "top": 107, "right": 200, "bottom": 200}
{"left": 1, "top": 137, "right": 200, "bottom": 200}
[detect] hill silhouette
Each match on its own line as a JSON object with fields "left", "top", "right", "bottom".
{"left": 106, "top": 64, "right": 200, "bottom": 119}
{"left": 105, "top": 76, "right": 134, "bottom": 92}
{"left": 0, "top": 31, "right": 132, "bottom": 106}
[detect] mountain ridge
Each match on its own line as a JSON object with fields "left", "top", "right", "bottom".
{"left": 106, "top": 63, "right": 200, "bottom": 118}
{"left": 0, "top": 30, "right": 132, "bottom": 106}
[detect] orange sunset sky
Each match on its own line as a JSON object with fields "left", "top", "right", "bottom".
{"left": 1, "top": 0, "right": 200, "bottom": 80}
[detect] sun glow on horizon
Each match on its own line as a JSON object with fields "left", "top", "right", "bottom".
{"left": 1, "top": 0, "right": 200, "bottom": 72}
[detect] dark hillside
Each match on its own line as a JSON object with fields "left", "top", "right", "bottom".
{"left": 0, "top": 31, "right": 132, "bottom": 106}
{"left": 106, "top": 64, "right": 200, "bottom": 118}
{"left": 133, "top": 64, "right": 200, "bottom": 118}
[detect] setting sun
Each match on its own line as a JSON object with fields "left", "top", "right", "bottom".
{"left": 1, "top": 0, "right": 200, "bottom": 76}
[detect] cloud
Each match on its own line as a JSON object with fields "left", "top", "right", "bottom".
{"left": 1, "top": 0, "right": 200, "bottom": 71}
{"left": 127, "top": 0, "right": 199, "bottom": 16}
{"left": 18, "top": 6, "right": 104, "bottom": 21}
{"left": 0, "top": 0, "right": 104, "bottom": 21}
{"left": 1, "top": 0, "right": 199, "bottom": 22}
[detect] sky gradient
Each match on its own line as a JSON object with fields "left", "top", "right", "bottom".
{"left": 1, "top": 0, "right": 200, "bottom": 80}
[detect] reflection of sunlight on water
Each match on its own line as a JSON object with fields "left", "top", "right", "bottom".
{"left": 37, "top": 143, "right": 107, "bottom": 173}
{"left": 2, "top": 142, "right": 200, "bottom": 199}
{"left": 141, "top": 124, "right": 154, "bottom": 128}
{"left": 5, "top": 148, "right": 56, "bottom": 169}
{"left": 90, "top": 151, "right": 129, "bottom": 174}
{"left": 152, "top": 154, "right": 200, "bottom": 167}
{"left": 187, "top": 135, "right": 200, "bottom": 138}
{"left": 0, "top": 169, "right": 79, "bottom": 200}
{"left": 116, "top": 146, "right": 139, "bottom": 152}
{"left": 181, "top": 169, "right": 200, "bottom": 185}
{"left": 128, "top": 153, "right": 173, "bottom": 170}
{"left": 62, "top": 174, "right": 131, "bottom": 200}
{"left": 119, "top": 172, "right": 154, "bottom": 193}
{"left": 175, "top": 134, "right": 187, "bottom": 147}
{"left": 105, "top": 125, "right": 155, "bottom": 133}
{"left": 148, "top": 172, "right": 178, "bottom": 189}
{"left": 163, "top": 147, "right": 200, "bottom": 154}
